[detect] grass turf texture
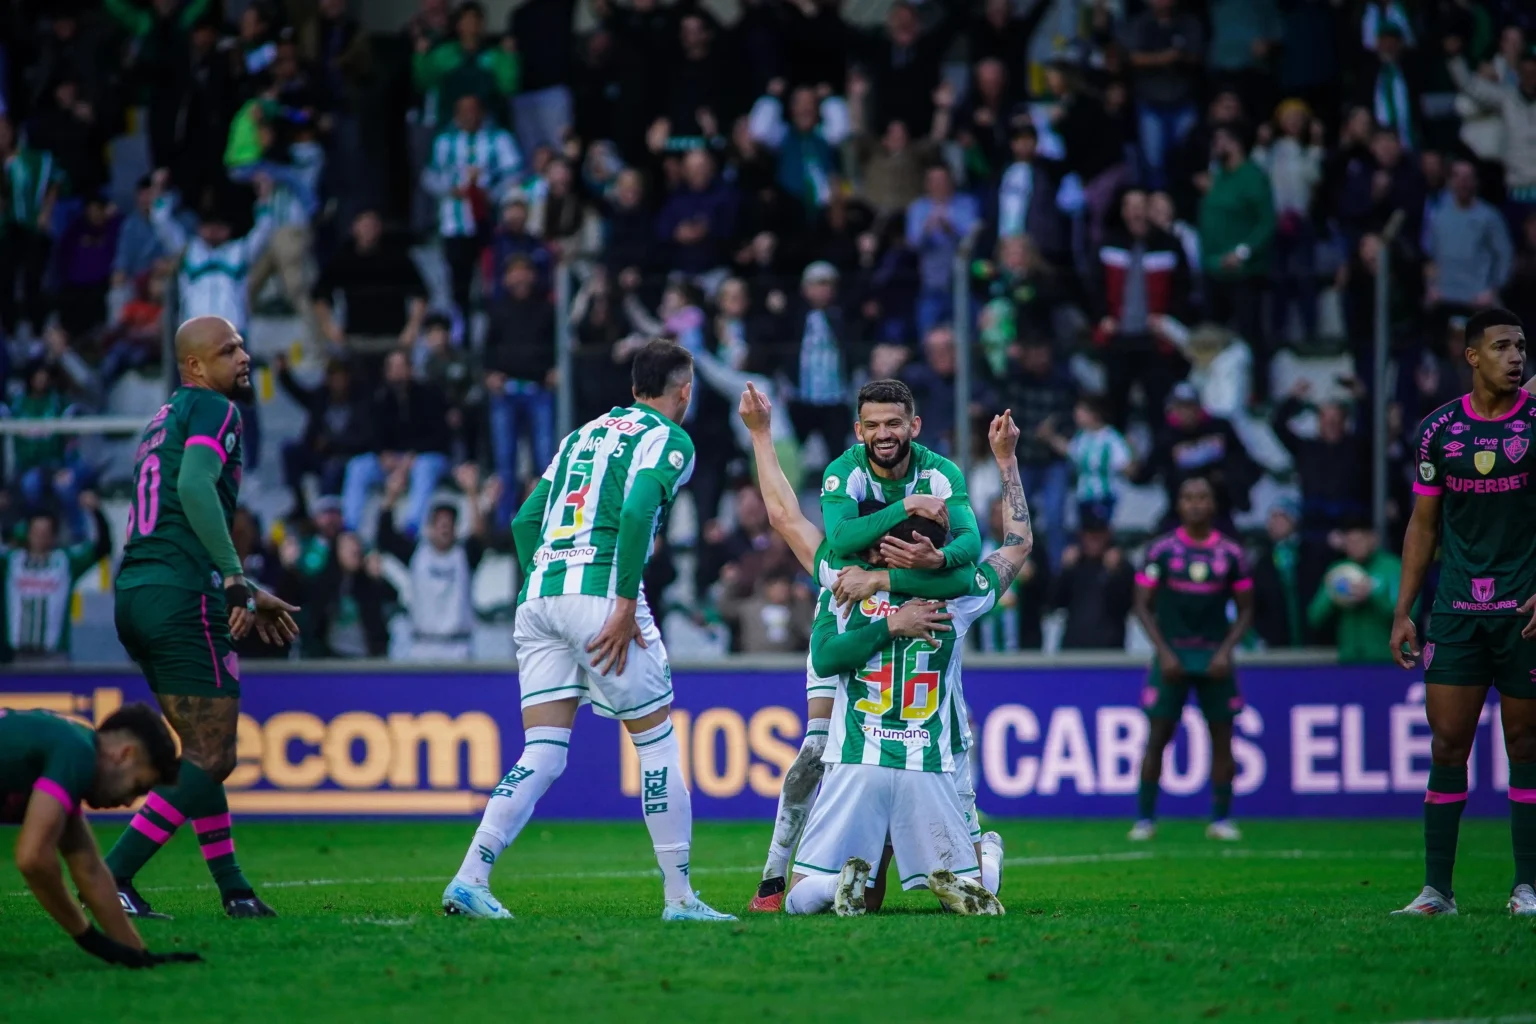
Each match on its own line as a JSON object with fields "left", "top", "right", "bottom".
{"left": 3, "top": 820, "right": 1535, "bottom": 1023}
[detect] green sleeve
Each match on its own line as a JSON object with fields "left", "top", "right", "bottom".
{"left": 512, "top": 477, "right": 551, "bottom": 570}
{"left": 810, "top": 614, "right": 891, "bottom": 678}
{"left": 1366, "top": 559, "right": 1400, "bottom": 618}
{"left": 103, "top": 0, "right": 151, "bottom": 36}
{"left": 822, "top": 493, "right": 910, "bottom": 558}
{"left": 1243, "top": 168, "right": 1277, "bottom": 256}
{"left": 177, "top": 0, "right": 214, "bottom": 30}
{"left": 177, "top": 444, "right": 243, "bottom": 580}
{"left": 889, "top": 562, "right": 974, "bottom": 599}
{"left": 41, "top": 726, "right": 99, "bottom": 811}
{"left": 941, "top": 499, "right": 982, "bottom": 569}
{"left": 1306, "top": 571, "right": 1337, "bottom": 630}
{"left": 413, "top": 43, "right": 456, "bottom": 91}
{"left": 615, "top": 474, "right": 667, "bottom": 600}
{"left": 494, "top": 50, "right": 520, "bottom": 96}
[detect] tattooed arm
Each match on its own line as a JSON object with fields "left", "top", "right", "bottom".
{"left": 981, "top": 410, "right": 1033, "bottom": 592}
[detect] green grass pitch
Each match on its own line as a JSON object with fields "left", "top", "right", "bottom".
{"left": 3, "top": 819, "right": 1535, "bottom": 1023}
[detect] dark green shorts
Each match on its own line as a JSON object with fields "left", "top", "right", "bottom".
{"left": 115, "top": 585, "right": 241, "bottom": 699}
{"left": 1423, "top": 615, "right": 1536, "bottom": 699}
{"left": 1141, "top": 653, "right": 1243, "bottom": 722}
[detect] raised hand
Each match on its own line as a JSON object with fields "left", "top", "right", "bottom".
{"left": 738, "top": 381, "right": 773, "bottom": 433}
{"left": 989, "top": 409, "right": 1020, "bottom": 461}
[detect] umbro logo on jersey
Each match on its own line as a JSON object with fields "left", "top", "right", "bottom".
{"left": 1444, "top": 441, "right": 1465, "bottom": 455}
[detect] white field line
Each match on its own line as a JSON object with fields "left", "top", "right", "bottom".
{"left": 3, "top": 847, "right": 1445, "bottom": 898}
{"left": 1384, "top": 1017, "right": 1536, "bottom": 1024}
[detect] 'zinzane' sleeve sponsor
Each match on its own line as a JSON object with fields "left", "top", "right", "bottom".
{"left": 1414, "top": 409, "right": 1449, "bottom": 497}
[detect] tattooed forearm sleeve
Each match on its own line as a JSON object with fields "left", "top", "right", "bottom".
{"left": 984, "top": 460, "right": 1033, "bottom": 591}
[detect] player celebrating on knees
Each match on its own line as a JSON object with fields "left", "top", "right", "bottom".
{"left": 2, "top": 704, "right": 202, "bottom": 967}
{"left": 444, "top": 340, "right": 734, "bottom": 922}
{"left": 106, "top": 317, "right": 300, "bottom": 920}
{"left": 737, "top": 383, "right": 996, "bottom": 911}
{"left": 782, "top": 410, "right": 1031, "bottom": 917}
{"left": 1129, "top": 475, "right": 1254, "bottom": 843}
{"left": 1391, "top": 308, "right": 1536, "bottom": 918}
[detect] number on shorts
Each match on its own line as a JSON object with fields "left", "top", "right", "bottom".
{"left": 134, "top": 454, "right": 162, "bottom": 536}
{"left": 853, "top": 646, "right": 939, "bottom": 721}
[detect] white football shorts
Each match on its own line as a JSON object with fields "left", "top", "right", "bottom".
{"left": 513, "top": 593, "right": 672, "bottom": 721}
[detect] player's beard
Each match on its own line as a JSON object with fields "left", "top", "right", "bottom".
{"left": 229, "top": 374, "right": 256, "bottom": 404}
{"left": 867, "top": 434, "right": 911, "bottom": 471}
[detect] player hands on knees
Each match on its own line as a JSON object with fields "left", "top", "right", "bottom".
{"left": 6, "top": 704, "right": 203, "bottom": 968}
{"left": 1389, "top": 309, "right": 1536, "bottom": 917}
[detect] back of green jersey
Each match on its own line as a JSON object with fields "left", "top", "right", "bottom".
{"left": 824, "top": 564, "right": 998, "bottom": 772}
{"left": 0, "top": 709, "right": 98, "bottom": 822}
{"left": 117, "top": 387, "right": 243, "bottom": 596}
{"left": 520, "top": 406, "right": 695, "bottom": 602}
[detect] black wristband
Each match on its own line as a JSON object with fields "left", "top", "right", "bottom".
{"left": 225, "top": 580, "right": 256, "bottom": 616}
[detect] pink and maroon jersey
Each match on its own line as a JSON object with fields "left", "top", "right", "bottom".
{"left": 1136, "top": 527, "right": 1252, "bottom": 657}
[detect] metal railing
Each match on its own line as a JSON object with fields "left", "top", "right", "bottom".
{"left": 1372, "top": 210, "right": 1406, "bottom": 539}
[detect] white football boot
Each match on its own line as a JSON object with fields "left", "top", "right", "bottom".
{"left": 1205, "top": 819, "right": 1243, "bottom": 842}
{"left": 832, "top": 858, "right": 872, "bottom": 917}
{"left": 442, "top": 881, "right": 513, "bottom": 919}
{"left": 1508, "top": 884, "right": 1536, "bottom": 916}
{"left": 1127, "top": 819, "right": 1157, "bottom": 842}
{"left": 1391, "top": 886, "right": 1458, "bottom": 916}
{"left": 928, "top": 870, "right": 1005, "bottom": 916}
{"left": 661, "top": 892, "right": 737, "bottom": 922}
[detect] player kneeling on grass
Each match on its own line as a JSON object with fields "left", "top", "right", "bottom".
{"left": 779, "top": 409, "right": 1031, "bottom": 917}
{"left": 1391, "top": 308, "right": 1536, "bottom": 917}
{"left": 2, "top": 704, "right": 203, "bottom": 968}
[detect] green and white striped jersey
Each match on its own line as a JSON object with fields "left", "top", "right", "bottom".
{"left": 422, "top": 126, "right": 522, "bottom": 238}
{"left": 519, "top": 405, "right": 695, "bottom": 602}
{"left": 1066, "top": 425, "right": 1132, "bottom": 504}
{"left": 3, "top": 546, "right": 101, "bottom": 656}
{"left": 812, "top": 541, "right": 997, "bottom": 772}
{"left": 822, "top": 441, "right": 968, "bottom": 505}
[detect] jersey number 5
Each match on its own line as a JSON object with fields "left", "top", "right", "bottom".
{"left": 130, "top": 454, "right": 162, "bottom": 538}
{"left": 853, "top": 645, "right": 941, "bottom": 721}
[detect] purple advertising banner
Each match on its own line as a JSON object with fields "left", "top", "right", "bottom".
{"left": 0, "top": 665, "right": 1510, "bottom": 818}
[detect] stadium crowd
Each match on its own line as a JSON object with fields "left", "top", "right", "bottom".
{"left": 2, "top": 0, "right": 1535, "bottom": 663}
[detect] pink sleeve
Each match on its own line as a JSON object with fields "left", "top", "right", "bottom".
{"left": 185, "top": 435, "right": 228, "bottom": 464}
{"left": 1412, "top": 482, "right": 1442, "bottom": 496}
{"left": 1134, "top": 573, "right": 1157, "bottom": 589}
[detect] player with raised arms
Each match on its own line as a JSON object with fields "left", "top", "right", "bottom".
{"left": 739, "top": 384, "right": 1005, "bottom": 912}
{"left": 106, "top": 316, "right": 301, "bottom": 920}
{"left": 2, "top": 705, "right": 203, "bottom": 967}
{"left": 443, "top": 340, "right": 734, "bottom": 922}
{"left": 749, "top": 378, "right": 987, "bottom": 911}
{"left": 1128, "top": 474, "right": 1255, "bottom": 843}
{"left": 1392, "top": 308, "right": 1536, "bottom": 917}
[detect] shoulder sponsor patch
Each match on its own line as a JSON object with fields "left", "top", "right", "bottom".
{"left": 668, "top": 450, "right": 685, "bottom": 470}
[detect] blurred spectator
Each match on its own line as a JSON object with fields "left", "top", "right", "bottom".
{"left": 955, "top": 60, "right": 1014, "bottom": 183}
{"left": 277, "top": 353, "right": 369, "bottom": 516}
{"left": 0, "top": 116, "right": 59, "bottom": 338}
{"left": 656, "top": 149, "right": 739, "bottom": 279}
{"left": 27, "top": 74, "right": 106, "bottom": 203}
{"left": 1121, "top": 0, "right": 1205, "bottom": 191}
{"left": 1307, "top": 522, "right": 1402, "bottom": 665}
{"left": 1094, "top": 187, "right": 1193, "bottom": 432}
{"left": 240, "top": 113, "right": 325, "bottom": 324}
{"left": 412, "top": 1, "right": 518, "bottom": 130}
{"left": 1134, "top": 382, "right": 1258, "bottom": 529}
{"left": 1207, "top": 0, "right": 1281, "bottom": 119}
{"left": 901, "top": 324, "right": 964, "bottom": 456}
{"left": 1049, "top": 516, "right": 1134, "bottom": 651}
{"left": 99, "top": 271, "right": 168, "bottom": 390}
{"left": 1011, "top": 338, "right": 1075, "bottom": 571}
{"left": 507, "top": 0, "right": 576, "bottom": 153}
{"left": 130, "top": 11, "right": 234, "bottom": 206}
{"left": 287, "top": 530, "right": 397, "bottom": 658}
{"left": 718, "top": 572, "right": 813, "bottom": 654}
{"left": 1271, "top": 378, "right": 1373, "bottom": 555}
{"left": 1038, "top": 395, "right": 1134, "bottom": 527}
{"left": 12, "top": 361, "right": 86, "bottom": 531}
{"left": 342, "top": 350, "right": 452, "bottom": 537}
{"left": 750, "top": 83, "right": 843, "bottom": 226}
{"left": 52, "top": 195, "right": 121, "bottom": 338}
{"left": 230, "top": 506, "right": 280, "bottom": 592}
{"left": 906, "top": 164, "right": 979, "bottom": 335}
{"left": 312, "top": 210, "right": 429, "bottom": 366}
{"left": 488, "top": 195, "right": 552, "bottom": 297}
{"left": 1360, "top": 22, "right": 1419, "bottom": 151}
{"left": 1425, "top": 158, "right": 1513, "bottom": 313}
{"left": 1152, "top": 319, "right": 1253, "bottom": 422}
{"left": 0, "top": 490, "right": 110, "bottom": 663}
{"left": 1277, "top": 0, "right": 1349, "bottom": 134}
{"left": 1045, "top": 59, "right": 1134, "bottom": 249}
{"left": 701, "top": 485, "right": 792, "bottom": 604}
{"left": 1198, "top": 120, "right": 1275, "bottom": 391}
{"left": 779, "top": 260, "right": 853, "bottom": 470}
{"left": 149, "top": 168, "right": 275, "bottom": 335}
{"left": 848, "top": 0, "right": 962, "bottom": 135}
{"left": 530, "top": 157, "right": 598, "bottom": 266}
{"left": 112, "top": 176, "right": 166, "bottom": 292}
{"left": 1337, "top": 125, "right": 1426, "bottom": 249}
{"left": 26, "top": 9, "right": 114, "bottom": 120}
{"left": 485, "top": 255, "right": 556, "bottom": 522}
{"left": 1254, "top": 100, "right": 1325, "bottom": 342}
{"left": 423, "top": 93, "right": 522, "bottom": 318}
{"left": 845, "top": 71, "right": 944, "bottom": 218}
{"left": 972, "top": 235, "right": 1063, "bottom": 369}
{"left": 418, "top": 311, "right": 482, "bottom": 465}
{"left": 375, "top": 463, "right": 499, "bottom": 662}
{"left": 599, "top": 168, "right": 653, "bottom": 278}
{"left": 1251, "top": 497, "right": 1306, "bottom": 650}
{"left": 997, "top": 125, "right": 1067, "bottom": 262}
{"left": 1507, "top": 212, "right": 1536, "bottom": 330}
{"left": 1447, "top": 44, "right": 1536, "bottom": 228}
{"left": 968, "top": 0, "right": 1050, "bottom": 74}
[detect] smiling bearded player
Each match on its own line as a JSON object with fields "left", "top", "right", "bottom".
{"left": 1392, "top": 308, "right": 1536, "bottom": 917}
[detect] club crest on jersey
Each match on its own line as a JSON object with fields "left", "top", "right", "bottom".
{"left": 1471, "top": 578, "right": 1496, "bottom": 604}
{"left": 1504, "top": 436, "right": 1529, "bottom": 463}
{"left": 1419, "top": 461, "right": 1436, "bottom": 482}
{"left": 1474, "top": 450, "right": 1497, "bottom": 475}
{"left": 1189, "top": 561, "right": 1209, "bottom": 582}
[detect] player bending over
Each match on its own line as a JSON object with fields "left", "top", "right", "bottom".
{"left": 1391, "top": 308, "right": 1536, "bottom": 917}
{"left": 107, "top": 317, "right": 300, "bottom": 921}
{"left": 783, "top": 409, "right": 1031, "bottom": 917}
{"left": 737, "top": 383, "right": 1005, "bottom": 912}
{"left": 1129, "top": 475, "right": 1254, "bottom": 842}
{"left": 3, "top": 705, "right": 202, "bottom": 967}
{"left": 444, "top": 340, "right": 733, "bottom": 922}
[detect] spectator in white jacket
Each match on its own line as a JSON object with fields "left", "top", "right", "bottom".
{"left": 1448, "top": 48, "right": 1536, "bottom": 229}
{"left": 1254, "top": 99, "right": 1325, "bottom": 342}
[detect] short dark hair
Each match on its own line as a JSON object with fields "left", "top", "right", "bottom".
{"left": 632, "top": 339, "right": 694, "bottom": 398}
{"left": 1467, "top": 308, "right": 1524, "bottom": 347}
{"left": 886, "top": 513, "right": 949, "bottom": 551}
{"left": 100, "top": 703, "right": 179, "bottom": 786}
{"left": 857, "top": 379, "right": 915, "bottom": 416}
